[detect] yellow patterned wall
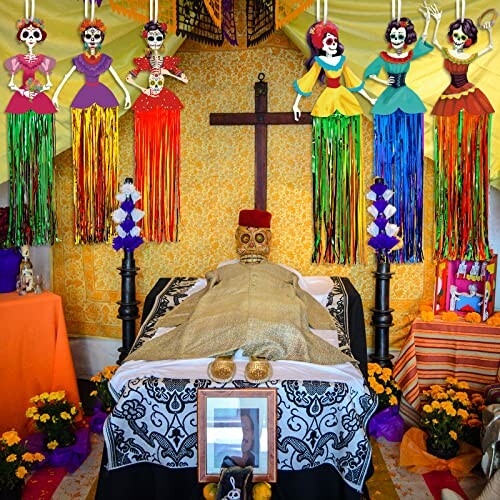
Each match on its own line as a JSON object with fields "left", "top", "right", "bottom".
{"left": 53, "top": 28, "right": 436, "bottom": 351}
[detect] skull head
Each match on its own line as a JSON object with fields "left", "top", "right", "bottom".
{"left": 451, "top": 27, "right": 468, "bottom": 50}
{"left": 321, "top": 32, "right": 338, "bottom": 56}
{"left": 146, "top": 29, "right": 164, "bottom": 50}
{"left": 17, "top": 21, "right": 46, "bottom": 50}
{"left": 148, "top": 72, "right": 164, "bottom": 95}
{"left": 82, "top": 26, "right": 104, "bottom": 50}
{"left": 235, "top": 226, "right": 272, "bottom": 264}
{"left": 389, "top": 27, "right": 406, "bottom": 50}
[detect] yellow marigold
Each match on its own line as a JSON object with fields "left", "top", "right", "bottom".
{"left": 90, "top": 375, "right": 102, "bottom": 383}
{"left": 6, "top": 454, "right": 17, "bottom": 462}
{"left": 432, "top": 419, "right": 438, "bottom": 424}
{"left": 420, "top": 304, "right": 434, "bottom": 313}
{"left": 431, "top": 400, "right": 441, "bottom": 409}
{"left": 56, "top": 391, "right": 66, "bottom": 401}
{"left": 458, "top": 409, "right": 469, "bottom": 420}
{"left": 385, "top": 387, "right": 392, "bottom": 394}
{"left": 51, "top": 416, "right": 58, "bottom": 424}
{"left": 90, "top": 390, "right": 98, "bottom": 397}
{"left": 15, "top": 466, "right": 28, "bottom": 479}
{"left": 40, "top": 414, "right": 50, "bottom": 423}
{"left": 22, "top": 452, "right": 35, "bottom": 463}
{"left": 423, "top": 404, "right": 433, "bottom": 413}
{"left": 70, "top": 406, "right": 78, "bottom": 415}
{"left": 449, "top": 430, "right": 458, "bottom": 440}
{"left": 2, "top": 430, "right": 21, "bottom": 446}
{"left": 456, "top": 381, "right": 469, "bottom": 390}
{"left": 380, "top": 372, "right": 391, "bottom": 383}
{"left": 374, "top": 384, "right": 385, "bottom": 395}
{"left": 445, "top": 377, "right": 458, "bottom": 385}
{"left": 33, "top": 414, "right": 40, "bottom": 421}
{"left": 437, "top": 392, "right": 449, "bottom": 400}
{"left": 26, "top": 406, "right": 38, "bottom": 418}
{"left": 60, "top": 412, "right": 71, "bottom": 420}
{"left": 486, "top": 315, "right": 500, "bottom": 326}
{"left": 389, "top": 395, "right": 398, "bottom": 406}
{"left": 445, "top": 407, "right": 457, "bottom": 417}
{"left": 442, "top": 311, "right": 459, "bottom": 322}
{"left": 47, "top": 440, "right": 58, "bottom": 450}
{"left": 39, "top": 392, "right": 49, "bottom": 400}
{"left": 455, "top": 392, "right": 470, "bottom": 404}
{"left": 29, "top": 395, "right": 40, "bottom": 403}
{"left": 34, "top": 453, "right": 45, "bottom": 462}
{"left": 464, "top": 312, "right": 481, "bottom": 323}
{"left": 421, "top": 310, "right": 435, "bottom": 321}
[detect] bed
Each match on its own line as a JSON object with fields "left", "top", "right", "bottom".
{"left": 96, "top": 265, "right": 376, "bottom": 499}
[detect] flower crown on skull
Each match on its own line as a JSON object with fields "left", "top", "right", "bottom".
{"left": 309, "top": 21, "right": 339, "bottom": 49}
{"left": 142, "top": 21, "right": 168, "bottom": 38}
{"left": 17, "top": 17, "right": 45, "bottom": 30}
{"left": 79, "top": 18, "right": 107, "bottom": 33}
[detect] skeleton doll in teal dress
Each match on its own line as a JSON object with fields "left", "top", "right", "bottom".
{"left": 364, "top": 14, "right": 433, "bottom": 263}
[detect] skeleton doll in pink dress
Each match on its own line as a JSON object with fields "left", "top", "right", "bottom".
{"left": 126, "top": 20, "right": 188, "bottom": 242}
{"left": 5, "top": 17, "right": 57, "bottom": 245}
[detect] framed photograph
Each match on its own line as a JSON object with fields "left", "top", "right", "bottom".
{"left": 197, "top": 388, "right": 277, "bottom": 483}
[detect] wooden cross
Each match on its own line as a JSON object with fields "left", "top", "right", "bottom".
{"left": 210, "top": 73, "right": 311, "bottom": 210}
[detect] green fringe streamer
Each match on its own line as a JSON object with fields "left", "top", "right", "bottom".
{"left": 7, "top": 111, "right": 57, "bottom": 246}
{"left": 311, "top": 112, "right": 364, "bottom": 265}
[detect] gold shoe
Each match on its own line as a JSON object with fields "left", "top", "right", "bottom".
{"left": 208, "top": 356, "right": 236, "bottom": 383}
{"left": 245, "top": 357, "right": 272, "bottom": 384}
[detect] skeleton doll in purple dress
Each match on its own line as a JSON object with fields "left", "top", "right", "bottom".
{"left": 5, "top": 17, "right": 57, "bottom": 246}
{"left": 52, "top": 18, "right": 131, "bottom": 244}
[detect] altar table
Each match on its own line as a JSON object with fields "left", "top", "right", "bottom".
{"left": 393, "top": 317, "right": 500, "bottom": 426}
{"left": 0, "top": 291, "right": 80, "bottom": 435}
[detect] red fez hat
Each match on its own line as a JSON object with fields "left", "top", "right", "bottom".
{"left": 238, "top": 209, "right": 272, "bottom": 228}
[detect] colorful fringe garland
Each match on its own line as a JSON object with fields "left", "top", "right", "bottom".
{"left": 311, "top": 113, "right": 365, "bottom": 265}
{"left": 434, "top": 112, "right": 492, "bottom": 261}
{"left": 7, "top": 111, "right": 57, "bottom": 246}
{"left": 373, "top": 110, "right": 424, "bottom": 263}
{"left": 71, "top": 104, "right": 119, "bottom": 244}
{"left": 134, "top": 107, "right": 181, "bottom": 242}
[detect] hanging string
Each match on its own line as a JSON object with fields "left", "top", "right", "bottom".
{"left": 25, "top": 0, "right": 36, "bottom": 20}
{"left": 316, "top": 0, "right": 320, "bottom": 22}
{"left": 91, "top": 0, "right": 95, "bottom": 21}
{"left": 84, "top": 0, "right": 88, "bottom": 19}
{"left": 150, "top": 0, "right": 158, "bottom": 22}
{"left": 316, "top": 0, "right": 328, "bottom": 23}
{"left": 324, "top": 0, "right": 328, "bottom": 23}
{"left": 457, "top": 0, "right": 466, "bottom": 21}
{"left": 391, "top": 0, "right": 402, "bottom": 21}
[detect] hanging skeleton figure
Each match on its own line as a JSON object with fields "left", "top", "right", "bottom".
{"left": 52, "top": 0, "right": 131, "bottom": 244}
{"left": 4, "top": 0, "right": 57, "bottom": 246}
{"left": 293, "top": 1, "right": 376, "bottom": 265}
{"left": 426, "top": 0, "right": 495, "bottom": 261}
{"left": 125, "top": 0, "right": 188, "bottom": 242}
{"left": 363, "top": 0, "right": 433, "bottom": 263}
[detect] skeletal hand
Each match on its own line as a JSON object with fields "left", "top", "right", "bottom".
{"left": 293, "top": 104, "right": 301, "bottom": 121}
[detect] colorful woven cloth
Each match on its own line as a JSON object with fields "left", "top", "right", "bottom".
{"left": 393, "top": 317, "right": 500, "bottom": 426}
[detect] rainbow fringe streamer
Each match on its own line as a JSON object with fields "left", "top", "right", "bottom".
{"left": 7, "top": 111, "right": 56, "bottom": 246}
{"left": 373, "top": 110, "right": 424, "bottom": 263}
{"left": 434, "top": 112, "right": 491, "bottom": 261}
{"left": 71, "top": 104, "right": 119, "bottom": 244}
{"left": 311, "top": 113, "right": 365, "bottom": 265}
{"left": 134, "top": 108, "right": 181, "bottom": 243}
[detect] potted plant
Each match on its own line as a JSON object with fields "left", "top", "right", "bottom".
{"left": 420, "top": 378, "right": 471, "bottom": 459}
{"left": 0, "top": 430, "right": 44, "bottom": 500}
{"left": 90, "top": 365, "right": 118, "bottom": 413}
{"left": 25, "top": 391, "right": 79, "bottom": 450}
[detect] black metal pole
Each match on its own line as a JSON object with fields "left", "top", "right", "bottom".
{"left": 370, "top": 261, "right": 394, "bottom": 368}
{"left": 117, "top": 249, "right": 140, "bottom": 364}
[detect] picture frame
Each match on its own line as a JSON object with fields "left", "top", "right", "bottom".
{"left": 197, "top": 388, "right": 277, "bottom": 483}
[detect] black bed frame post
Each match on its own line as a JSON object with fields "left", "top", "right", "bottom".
{"left": 370, "top": 261, "right": 394, "bottom": 368}
{"left": 117, "top": 249, "right": 140, "bottom": 364}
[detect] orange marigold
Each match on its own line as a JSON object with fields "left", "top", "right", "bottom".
{"left": 464, "top": 312, "right": 481, "bottom": 323}
{"left": 421, "top": 310, "right": 435, "bottom": 322}
{"left": 441, "top": 311, "right": 459, "bottom": 322}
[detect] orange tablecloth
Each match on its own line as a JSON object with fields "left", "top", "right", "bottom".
{"left": 0, "top": 291, "right": 80, "bottom": 435}
{"left": 393, "top": 317, "right": 500, "bottom": 426}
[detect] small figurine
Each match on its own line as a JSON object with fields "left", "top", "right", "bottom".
{"left": 468, "top": 260, "right": 480, "bottom": 281}
{"left": 456, "top": 259, "right": 467, "bottom": 278}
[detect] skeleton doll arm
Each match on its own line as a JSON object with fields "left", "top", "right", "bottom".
{"left": 52, "top": 65, "right": 77, "bottom": 110}
{"left": 109, "top": 65, "right": 131, "bottom": 109}
{"left": 420, "top": 2, "right": 432, "bottom": 42}
{"left": 478, "top": 22, "right": 494, "bottom": 57}
{"left": 161, "top": 68, "right": 188, "bottom": 83}
{"left": 426, "top": 2, "right": 443, "bottom": 50}
{"left": 125, "top": 73, "right": 148, "bottom": 94}
{"left": 292, "top": 93, "right": 302, "bottom": 121}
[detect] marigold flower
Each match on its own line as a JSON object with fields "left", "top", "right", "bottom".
{"left": 421, "top": 310, "right": 435, "bottom": 321}
{"left": 374, "top": 384, "right": 384, "bottom": 395}
{"left": 449, "top": 430, "right": 458, "bottom": 440}
{"left": 40, "top": 392, "right": 49, "bottom": 400}
{"left": 2, "top": 430, "right": 21, "bottom": 446}
{"left": 385, "top": 387, "right": 392, "bottom": 394}
{"left": 6, "top": 454, "right": 17, "bottom": 462}
{"left": 70, "top": 406, "right": 78, "bottom": 415}
{"left": 90, "top": 390, "right": 98, "bottom": 397}
{"left": 40, "top": 413, "right": 50, "bottom": 423}
{"left": 26, "top": 406, "right": 38, "bottom": 418}
{"left": 420, "top": 304, "right": 433, "bottom": 313}
{"left": 423, "top": 404, "right": 433, "bottom": 413}
{"left": 458, "top": 409, "right": 469, "bottom": 420}
{"left": 389, "top": 395, "right": 398, "bottom": 406}
{"left": 431, "top": 400, "right": 441, "bottom": 409}
{"left": 432, "top": 419, "right": 438, "bottom": 424}
{"left": 29, "top": 395, "right": 40, "bottom": 403}
{"left": 22, "top": 452, "right": 35, "bottom": 462}
{"left": 60, "top": 411, "right": 71, "bottom": 420}
{"left": 442, "top": 311, "right": 458, "bottom": 322}
{"left": 16, "top": 466, "right": 28, "bottom": 478}
{"left": 464, "top": 312, "right": 481, "bottom": 323}
{"left": 34, "top": 452, "right": 45, "bottom": 461}
{"left": 47, "top": 440, "right": 58, "bottom": 450}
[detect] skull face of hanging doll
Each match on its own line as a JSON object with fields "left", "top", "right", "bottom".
{"left": 309, "top": 21, "right": 345, "bottom": 57}
{"left": 448, "top": 18, "right": 478, "bottom": 51}
{"left": 142, "top": 20, "right": 167, "bottom": 53}
{"left": 80, "top": 19, "right": 106, "bottom": 52}
{"left": 17, "top": 20, "right": 47, "bottom": 52}
{"left": 385, "top": 18, "right": 417, "bottom": 51}
{"left": 235, "top": 210, "right": 272, "bottom": 264}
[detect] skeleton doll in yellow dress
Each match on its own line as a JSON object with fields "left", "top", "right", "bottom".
{"left": 127, "top": 209, "right": 354, "bottom": 383}
{"left": 293, "top": 21, "right": 375, "bottom": 264}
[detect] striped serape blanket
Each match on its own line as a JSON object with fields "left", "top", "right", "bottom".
{"left": 393, "top": 317, "right": 500, "bottom": 426}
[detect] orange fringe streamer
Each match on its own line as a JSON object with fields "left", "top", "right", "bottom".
{"left": 71, "top": 105, "right": 119, "bottom": 244}
{"left": 434, "top": 112, "right": 491, "bottom": 261}
{"left": 134, "top": 108, "right": 181, "bottom": 243}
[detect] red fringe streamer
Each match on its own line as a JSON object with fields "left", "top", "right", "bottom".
{"left": 134, "top": 108, "right": 181, "bottom": 243}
